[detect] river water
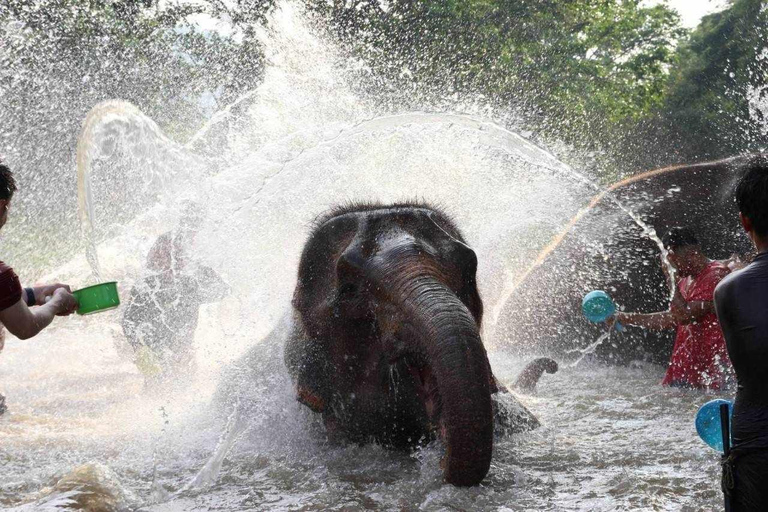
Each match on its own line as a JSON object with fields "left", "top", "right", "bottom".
{"left": 0, "top": 3, "right": 729, "bottom": 511}
{"left": 0, "top": 325, "right": 724, "bottom": 511}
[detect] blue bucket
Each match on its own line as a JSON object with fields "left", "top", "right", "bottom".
{"left": 582, "top": 290, "right": 615, "bottom": 323}
{"left": 696, "top": 399, "right": 734, "bottom": 452}
{"left": 582, "top": 290, "right": 624, "bottom": 331}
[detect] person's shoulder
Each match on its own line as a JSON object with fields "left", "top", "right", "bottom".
{"left": 0, "top": 261, "right": 19, "bottom": 282}
{"left": 715, "top": 264, "right": 748, "bottom": 299}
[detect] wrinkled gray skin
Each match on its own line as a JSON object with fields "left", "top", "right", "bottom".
{"left": 277, "top": 202, "right": 556, "bottom": 486}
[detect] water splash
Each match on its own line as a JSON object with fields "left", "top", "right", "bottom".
{"left": 182, "top": 400, "right": 250, "bottom": 491}
{"left": 76, "top": 100, "right": 210, "bottom": 282}
{"left": 489, "top": 166, "right": 680, "bottom": 333}
{"left": 566, "top": 330, "right": 614, "bottom": 368}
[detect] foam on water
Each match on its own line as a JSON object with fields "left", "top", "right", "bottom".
{"left": 0, "top": 2, "right": 728, "bottom": 510}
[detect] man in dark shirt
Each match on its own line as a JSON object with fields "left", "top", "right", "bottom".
{"left": 714, "top": 156, "right": 768, "bottom": 509}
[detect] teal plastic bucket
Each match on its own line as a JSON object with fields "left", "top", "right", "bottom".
{"left": 582, "top": 290, "right": 624, "bottom": 331}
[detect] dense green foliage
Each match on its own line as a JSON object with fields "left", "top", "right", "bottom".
{"left": 306, "top": 0, "right": 687, "bottom": 173}
{"left": 660, "top": 0, "right": 768, "bottom": 162}
{"left": 2, "top": 0, "right": 766, "bottom": 182}
{"left": 307, "top": 0, "right": 768, "bottom": 173}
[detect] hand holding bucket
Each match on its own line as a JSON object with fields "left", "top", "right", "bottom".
{"left": 696, "top": 399, "right": 734, "bottom": 453}
{"left": 582, "top": 290, "right": 624, "bottom": 331}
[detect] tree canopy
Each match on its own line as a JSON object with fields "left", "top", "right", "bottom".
{"left": 1, "top": 0, "right": 767, "bottom": 268}
{"left": 659, "top": 0, "right": 768, "bottom": 162}
{"left": 306, "top": 0, "right": 687, "bottom": 174}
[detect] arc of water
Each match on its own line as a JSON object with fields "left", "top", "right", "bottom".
{"left": 488, "top": 155, "right": 749, "bottom": 333}
{"left": 188, "top": 108, "right": 666, "bottom": 341}
{"left": 76, "top": 100, "right": 213, "bottom": 281}
{"left": 76, "top": 97, "right": 675, "bottom": 332}
{"left": 220, "top": 110, "right": 588, "bottom": 214}
{"left": 78, "top": 101, "right": 149, "bottom": 280}
{"left": 76, "top": 85, "right": 290, "bottom": 283}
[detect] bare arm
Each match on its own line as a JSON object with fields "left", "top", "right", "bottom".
{"left": 616, "top": 310, "right": 678, "bottom": 330}
{"left": 616, "top": 300, "right": 714, "bottom": 330}
{"left": 674, "top": 300, "right": 715, "bottom": 323}
{"left": 0, "top": 288, "right": 78, "bottom": 340}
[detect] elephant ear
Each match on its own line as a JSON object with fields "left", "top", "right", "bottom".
{"left": 495, "top": 155, "right": 756, "bottom": 364}
{"left": 284, "top": 321, "right": 333, "bottom": 414}
{"left": 296, "top": 385, "right": 326, "bottom": 413}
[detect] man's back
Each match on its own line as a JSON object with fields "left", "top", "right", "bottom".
{"left": 715, "top": 252, "right": 768, "bottom": 448}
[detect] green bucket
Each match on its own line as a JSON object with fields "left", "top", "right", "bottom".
{"left": 72, "top": 282, "right": 120, "bottom": 315}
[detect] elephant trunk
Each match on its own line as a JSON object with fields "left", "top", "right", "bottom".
{"left": 368, "top": 254, "right": 493, "bottom": 486}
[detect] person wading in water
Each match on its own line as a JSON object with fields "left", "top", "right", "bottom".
{"left": 715, "top": 157, "right": 768, "bottom": 510}
{"left": 613, "top": 227, "right": 733, "bottom": 390}
{"left": 121, "top": 202, "right": 228, "bottom": 387}
{"left": 0, "top": 162, "right": 79, "bottom": 414}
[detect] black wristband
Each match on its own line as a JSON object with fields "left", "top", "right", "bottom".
{"left": 24, "top": 287, "right": 35, "bottom": 306}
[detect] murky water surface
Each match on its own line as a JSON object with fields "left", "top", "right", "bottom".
{"left": 0, "top": 322, "right": 724, "bottom": 511}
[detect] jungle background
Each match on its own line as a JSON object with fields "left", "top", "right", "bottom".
{"left": 1, "top": 0, "right": 767, "bottom": 273}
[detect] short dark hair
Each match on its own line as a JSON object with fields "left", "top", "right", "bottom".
{"left": 663, "top": 227, "right": 699, "bottom": 250}
{"left": 0, "top": 162, "right": 16, "bottom": 201}
{"left": 736, "top": 156, "right": 768, "bottom": 237}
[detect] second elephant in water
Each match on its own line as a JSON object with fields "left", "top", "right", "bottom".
{"left": 285, "top": 202, "right": 556, "bottom": 487}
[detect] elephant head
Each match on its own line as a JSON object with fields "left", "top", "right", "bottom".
{"left": 285, "top": 202, "right": 495, "bottom": 486}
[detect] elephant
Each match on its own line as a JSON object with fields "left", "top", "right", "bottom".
{"left": 494, "top": 154, "right": 759, "bottom": 364}
{"left": 283, "top": 201, "right": 557, "bottom": 487}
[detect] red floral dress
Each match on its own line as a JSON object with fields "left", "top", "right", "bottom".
{"left": 662, "top": 261, "right": 731, "bottom": 389}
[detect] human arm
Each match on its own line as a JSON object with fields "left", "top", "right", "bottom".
{"left": 0, "top": 288, "right": 78, "bottom": 340}
{"left": 668, "top": 264, "right": 731, "bottom": 325}
{"left": 611, "top": 256, "right": 683, "bottom": 330}
{"left": 24, "top": 283, "right": 71, "bottom": 306}
{"left": 725, "top": 253, "right": 749, "bottom": 272}
{"left": 614, "top": 310, "right": 678, "bottom": 330}
{"left": 614, "top": 255, "right": 721, "bottom": 329}
{"left": 614, "top": 299, "right": 715, "bottom": 330}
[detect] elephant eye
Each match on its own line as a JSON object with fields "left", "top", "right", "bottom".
{"left": 338, "top": 283, "right": 358, "bottom": 296}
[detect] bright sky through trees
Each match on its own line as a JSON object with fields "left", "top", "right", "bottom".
{"left": 657, "top": 0, "right": 729, "bottom": 27}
